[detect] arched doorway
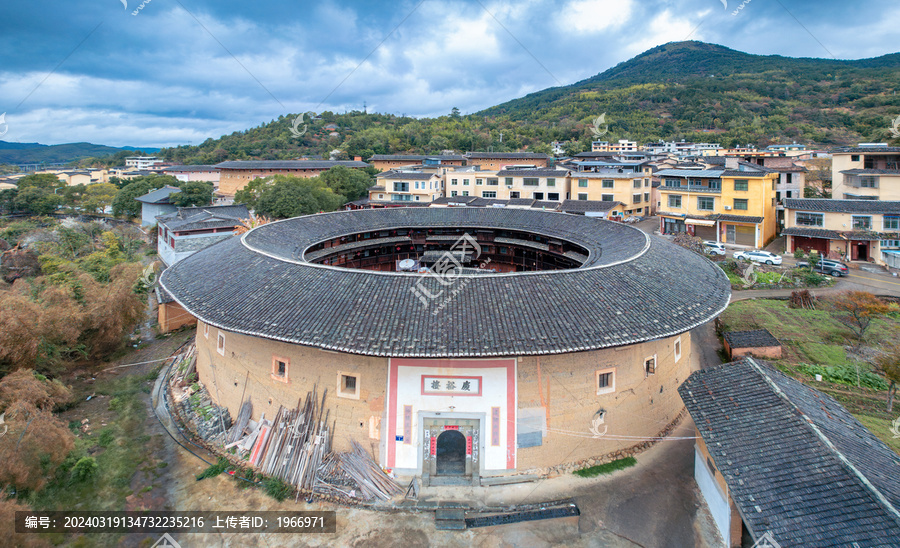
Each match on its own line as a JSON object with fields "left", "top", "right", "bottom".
{"left": 435, "top": 430, "right": 466, "bottom": 475}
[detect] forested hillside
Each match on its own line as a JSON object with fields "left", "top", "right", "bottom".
{"left": 153, "top": 41, "right": 900, "bottom": 165}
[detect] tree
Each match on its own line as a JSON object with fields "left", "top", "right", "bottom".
{"left": 318, "top": 165, "right": 372, "bottom": 202}
{"left": 253, "top": 176, "right": 345, "bottom": 218}
{"left": 875, "top": 342, "right": 900, "bottom": 412}
{"left": 832, "top": 291, "right": 889, "bottom": 347}
{"left": 111, "top": 174, "right": 182, "bottom": 218}
{"left": 82, "top": 183, "right": 118, "bottom": 214}
{"left": 17, "top": 173, "right": 65, "bottom": 192}
{"left": 13, "top": 186, "right": 63, "bottom": 215}
{"left": 170, "top": 181, "right": 213, "bottom": 207}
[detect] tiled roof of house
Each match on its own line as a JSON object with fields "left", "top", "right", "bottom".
{"left": 679, "top": 358, "right": 900, "bottom": 547}
{"left": 495, "top": 168, "right": 569, "bottom": 177}
{"left": 466, "top": 152, "right": 551, "bottom": 159}
{"left": 215, "top": 160, "right": 370, "bottom": 170}
{"left": 723, "top": 329, "right": 780, "bottom": 349}
{"left": 781, "top": 226, "right": 843, "bottom": 239}
{"left": 710, "top": 213, "right": 764, "bottom": 224}
{"left": 784, "top": 198, "right": 900, "bottom": 214}
{"left": 840, "top": 169, "right": 900, "bottom": 175}
{"left": 160, "top": 208, "right": 730, "bottom": 357}
{"left": 156, "top": 204, "right": 250, "bottom": 232}
{"left": 834, "top": 146, "right": 900, "bottom": 154}
{"left": 559, "top": 200, "right": 622, "bottom": 213}
{"left": 135, "top": 185, "right": 181, "bottom": 204}
{"left": 368, "top": 154, "right": 465, "bottom": 161}
{"left": 162, "top": 165, "right": 219, "bottom": 172}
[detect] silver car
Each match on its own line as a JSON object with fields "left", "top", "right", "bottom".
{"left": 733, "top": 250, "right": 782, "bottom": 265}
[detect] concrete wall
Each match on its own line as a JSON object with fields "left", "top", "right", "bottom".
{"left": 193, "top": 323, "right": 693, "bottom": 472}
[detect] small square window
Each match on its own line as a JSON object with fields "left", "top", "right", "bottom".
{"left": 271, "top": 356, "right": 289, "bottom": 383}
{"left": 217, "top": 332, "right": 225, "bottom": 356}
{"left": 674, "top": 337, "right": 682, "bottom": 363}
{"left": 596, "top": 367, "right": 616, "bottom": 395}
{"left": 337, "top": 371, "right": 360, "bottom": 399}
{"left": 644, "top": 355, "right": 656, "bottom": 377}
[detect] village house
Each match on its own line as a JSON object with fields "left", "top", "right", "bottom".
{"left": 134, "top": 185, "right": 182, "bottom": 227}
{"left": 216, "top": 159, "right": 371, "bottom": 195}
{"left": 464, "top": 152, "right": 550, "bottom": 171}
{"left": 656, "top": 159, "right": 778, "bottom": 247}
{"left": 483, "top": 168, "right": 568, "bottom": 203}
{"left": 155, "top": 204, "right": 249, "bottom": 266}
{"left": 162, "top": 165, "right": 221, "bottom": 185}
{"left": 782, "top": 198, "right": 900, "bottom": 265}
{"left": 568, "top": 160, "right": 652, "bottom": 217}
{"left": 831, "top": 144, "right": 900, "bottom": 200}
{"left": 367, "top": 154, "right": 466, "bottom": 172}
{"left": 367, "top": 170, "right": 443, "bottom": 204}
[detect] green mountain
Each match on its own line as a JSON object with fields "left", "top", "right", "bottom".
{"left": 0, "top": 141, "right": 159, "bottom": 166}
{"left": 159, "top": 41, "right": 900, "bottom": 165}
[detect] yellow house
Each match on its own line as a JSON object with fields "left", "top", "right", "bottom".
{"left": 569, "top": 161, "right": 652, "bottom": 216}
{"left": 489, "top": 168, "right": 569, "bottom": 202}
{"left": 368, "top": 170, "right": 443, "bottom": 204}
{"left": 831, "top": 145, "right": 900, "bottom": 200}
{"left": 782, "top": 198, "right": 900, "bottom": 265}
{"left": 656, "top": 161, "right": 778, "bottom": 247}
{"left": 442, "top": 167, "right": 503, "bottom": 199}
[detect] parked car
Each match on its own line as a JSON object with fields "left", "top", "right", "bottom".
{"left": 623, "top": 216, "right": 643, "bottom": 224}
{"left": 796, "top": 259, "right": 849, "bottom": 277}
{"left": 703, "top": 241, "right": 726, "bottom": 256}
{"left": 733, "top": 250, "right": 783, "bottom": 265}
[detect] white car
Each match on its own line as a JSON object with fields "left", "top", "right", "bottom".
{"left": 703, "top": 241, "right": 726, "bottom": 256}
{"left": 733, "top": 250, "right": 782, "bottom": 265}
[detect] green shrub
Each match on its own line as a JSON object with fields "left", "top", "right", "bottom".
{"left": 798, "top": 363, "right": 889, "bottom": 390}
{"left": 261, "top": 476, "right": 293, "bottom": 501}
{"left": 98, "top": 428, "right": 115, "bottom": 448}
{"left": 108, "top": 397, "right": 123, "bottom": 411}
{"left": 573, "top": 457, "right": 637, "bottom": 478}
{"left": 196, "top": 457, "right": 230, "bottom": 481}
{"left": 793, "top": 248, "right": 806, "bottom": 259}
{"left": 70, "top": 457, "right": 98, "bottom": 483}
{"left": 802, "top": 271, "right": 827, "bottom": 287}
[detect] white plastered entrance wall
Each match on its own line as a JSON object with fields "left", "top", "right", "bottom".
{"left": 384, "top": 358, "right": 517, "bottom": 479}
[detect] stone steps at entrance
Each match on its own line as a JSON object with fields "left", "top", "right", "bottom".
{"left": 435, "top": 507, "right": 467, "bottom": 531}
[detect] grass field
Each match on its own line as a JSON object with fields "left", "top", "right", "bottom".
{"left": 721, "top": 298, "right": 900, "bottom": 452}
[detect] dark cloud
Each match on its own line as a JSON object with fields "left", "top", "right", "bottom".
{"left": 0, "top": 0, "right": 895, "bottom": 147}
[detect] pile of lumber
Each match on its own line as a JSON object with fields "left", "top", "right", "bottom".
{"left": 221, "top": 385, "right": 402, "bottom": 502}
{"left": 168, "top": 344, "right": 197, "bottom": 386}
{"left": 314, "top": 441, "right": 404, "bottom": 501}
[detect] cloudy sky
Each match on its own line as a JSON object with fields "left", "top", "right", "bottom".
{"left": 1, "top": 0, "right": 897, "bottom": 148}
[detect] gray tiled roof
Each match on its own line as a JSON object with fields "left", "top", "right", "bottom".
{"left": 710, "top": 213, "right": 764, "bottom": 224}
{"left": 160, "top": 208, "right": 730, "bottom": 357}
{"left": 723, "top": 329, "right": 780, "bottom": 348}
{"left": 466, "top": 152, "right": 550, "bottom": 159}
{"left": 784, "top": 198, "right": 900, "bottom": 214}
{"left": 679, "top": 358, "right": 900, "bottom": 547}
{"left": 495, "top": 169, "right": 569, "bottom": 177}
{"left": 841, "top": 169, "right": 900, "bottom": 175}
{"left": 834, "top": 146, "right": 900, "bottom": 154}
{"left": 135, "top": 185, "right": 181, "bottom": 204}
{"left": 368, "top": 154, "right": 465, "bottom": 161}
{"left": 162, "top": 165, "right": 219, "bottom": 172}
{"left": 781, "top": 226, "right": 843, "bottom": 240}
{"left": 215, "top": 160, "right": 370, "bottom": 170}
{"left": 156, "top": 204, "right": 250, "bottom": 232}
{"left": 559, "top": 200, "right": 622, "bottom": 213}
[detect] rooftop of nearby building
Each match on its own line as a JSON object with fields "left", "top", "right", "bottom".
{"left": 162, "top": 165, "right": 220, "bottom": 172}
{"left": 376, "top": 170, "right": 437, "bottom": 180}
{"left": 160, "top": 208, "right": 730, "bottom": 358}
{"left": 723, "top": 328, "right": 780, "bottom": 349}
{"left": 558, "top": 200, "right": 623, "bottom": 213}
{"left": 495, "top": 168, "right": 570, "bottom": 177}
{"left": 156, "top": 204, "right": 250, "bottom": 232}
{"left": 135, "top": 185, "right": 181, "bottom": 204}
{"left": 368, "top": 154, "right": 465, "bottom": 161}
{"left": 215, "top": 160, "right": 370, "bottom": 170}
{"left": 465, "top": 152, "right": 551, "bottom": 159}
{"left": 679, "top": 358, "right": 900, "bottom": 547}
{"left": 784, "top": 198, "right": 900, "bottom": 214}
